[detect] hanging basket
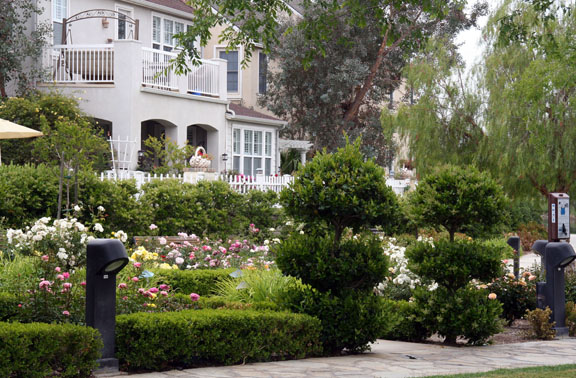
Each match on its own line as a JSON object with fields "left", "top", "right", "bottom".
{"left": 189, "top": 146, "right": 211, "bottom": 168}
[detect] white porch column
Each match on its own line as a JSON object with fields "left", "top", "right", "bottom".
{"left": 300, "top": 150, "right": 307, "bottom": 166}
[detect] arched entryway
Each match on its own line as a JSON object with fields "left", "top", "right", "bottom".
{"left": 93, "top": 118, "right": 113, "bottom": 138}
{"left": 140, "top": 119, "right": 177, "bottom": 169}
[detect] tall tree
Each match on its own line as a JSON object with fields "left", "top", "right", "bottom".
{"left": 0, "top": 0, "right": 50, "bottom": 97}
{"left": 257, "top": 1, "right": 485, "bottom": 162}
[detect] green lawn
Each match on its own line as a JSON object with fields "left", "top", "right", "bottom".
{"left": 425, "top": 364, "right": 576, "bottom": 378}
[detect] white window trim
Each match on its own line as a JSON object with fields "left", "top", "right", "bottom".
{"left": 52, "top": 0, "right": 69, "bottom": 45}
{"left": 115, "top": 4, "right": 134, "bottom": 41}
{"left": 150, "top": 12, "right": 192, "bottom": 52}
{"left": 215, "top": 45, "right": 243, "bottom": 99}
{"left": 232, "top": 124, "right": 274, "bottom": 176}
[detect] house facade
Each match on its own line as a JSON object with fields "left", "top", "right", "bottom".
{"left": 34, "top": 0, "right": 287, "bottom": 175}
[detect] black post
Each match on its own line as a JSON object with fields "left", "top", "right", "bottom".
{"left": 507, "top": 236, "right": 521, "bottom": 279}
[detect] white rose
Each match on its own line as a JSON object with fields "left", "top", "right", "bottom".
{"left": 97, "top": 206, "right": 105, "bottom": 212}
{"left": 93, "top": 223, "right": 104, "bottom": 233}
{"left": 74, "top": 205, "right": 81, "bottom": 212}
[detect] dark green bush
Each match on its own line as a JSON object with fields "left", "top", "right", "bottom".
{"left": 239, "top": 190, "right": 283, "bottom": 232}
{"left": 276, "top": 231, "right": 387, "bottom": 293}
{"left": 283, "top": 287, "right": 382, "bottom": 355}
{"left": 280, "top": 138, "right": 399, "bottom": 239}
{"left": 414, "top": 286, "right": 503, "bottom": 345}
{"left": 154, "top": 268, "right": 234, "bottom": 296}
{"left": 116, "top": 309, "right": 322, "bottom": 371}
{"left": 407, "top": 238, "right": 504, "bottom": 291}
{"left": 0, "top": 164, "right": 59, "bottom": 227}
{"left": 566, "top": 272, "right": 576, "bottom": 303}
{"left": 0, "top": 292, "right": 20, "bottom": 321}
{"left": 0, "top": 322, "right": 102, "bottom": 377}
{"left": 171, "top": 294, "right": 280, "bottom": 311}
{"left": 410, "top": 165, "right": 507, "bottom": 241}
{"left": 378, "top": 299, "right": 430, "bottom": 342}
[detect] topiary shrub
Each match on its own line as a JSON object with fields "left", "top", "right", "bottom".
{"left": 116, "top": 309, "right": 322, "bottom": 370}
{"left": 379, "top": 298, "right": 430, "bottom": 342}
{"left": 409, "top": 165, "right": 507, "bottom": 241}
{"left": 276, "top": 139, "right": 397, "bottom": 354}
{"left": 0, "top": 322, "right": 102, "bottom": 377}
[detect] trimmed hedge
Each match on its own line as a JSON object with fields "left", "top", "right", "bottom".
{"left": 0, "top": 322, "right": 102, "bottom": 377}
{"left": 116, "top": 309, "right": 322, "bottom": 371}
{"left": 172, "top": 294, "right": 280, "bottom": 311}
{"left": 155, "top": 268, "right": 235, "bottom": 296}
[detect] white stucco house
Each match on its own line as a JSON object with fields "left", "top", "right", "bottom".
{"left": 33, "top": 0, "right": 297, "bottom": 175}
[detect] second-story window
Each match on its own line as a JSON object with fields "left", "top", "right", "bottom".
{"left": 152, "top": 16, "right": 161, "bottom": 49}
{"left": 219, "top": 50, "right": 239, "bottom": 93}
{"left": 152, "top": 15, "right": 190, "bottom": 52}
{"left": 116, "top": 7, "right": 133, "bottom": 40}
{"left": 258, "top": 52, "right": 267, "bottom": 94}
{"left": 53, "top": 0, "right": 68, "bottom": 44}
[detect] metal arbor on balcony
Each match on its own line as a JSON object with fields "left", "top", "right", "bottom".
{"left": 62, "top": 9, "right": 139, "bottom": 44}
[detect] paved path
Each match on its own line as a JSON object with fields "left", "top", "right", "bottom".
{"left": 99, "top": 338, "right": 576, "bottom": 377}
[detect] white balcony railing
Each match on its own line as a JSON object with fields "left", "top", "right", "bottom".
{"left": 187, "top": 60, "right": 220, "bottom": 97}
{"left": 46, "top": 45, "right": 114, "bottom": 83}
{"left": 141, "top": 47, "right": 178, "bottom": 91}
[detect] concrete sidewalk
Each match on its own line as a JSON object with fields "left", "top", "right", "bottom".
{"left": 101, "top": 338, "right": 576, "bottom": 377}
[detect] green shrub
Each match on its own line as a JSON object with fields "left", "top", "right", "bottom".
{"left": 566, "top": 301, "right": 576, "bottom": 337}
{"left": 489, "top": 273, "right": 537, "bottom": 324}
{"left": 192, "top": 180, "right": 246, "bottom": 236}
{"left": 525, "top": 307, "right": 556, "bottom": 340}
{"left": 154, "top": 268, "right": 235, "bottom": 296}
{"left": 171, "top": 294, "right": 280, "bottom": 311}
{"left": 407, "top": 238, "right": 503, "bottom": 291}
{"left": 280, "top": 138, "right": 399, "bottom": 240}
{"left": 239, "top": 190, "right": 283, "bottom": 235}
{"left": 516, "top": 222, "right": 548, "bottom": 253}
{"left": 409, "top": 165, "right": 507, "bottom": 241}
{"left": 0, "top": 292, "right": 20, "bottom": 321}
{"left": 285, "top": 287, "right": 383, "bottom": 355}
{"left": 565, "top": 272, "right": 576, "bottom": 303}
{"left": 414, "top": 286, "right": 503, "bottom": 345}
{"left": 0, "top": 322, "right": 102, "bottom": 377}
{"left": 276, "top": 231, "right": 387, "bottom": 294}
{"left": 116, "top": 309, "right": 322, "bottom": 371}
{"left": 505, "top": 201, "right": 543, "bottom": 231}
{"left": 0, "top": 164, "right": 59, "bottom": 227}
{"left": 378, "top": 299, "right": 430, "bottom": 342}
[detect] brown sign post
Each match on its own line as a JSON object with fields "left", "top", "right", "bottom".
{"left": 548, "top": 193, "right": 570, "bottom": 242}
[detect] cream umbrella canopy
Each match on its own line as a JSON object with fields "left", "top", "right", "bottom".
{"left": 0, "top": 118, "right": 44, "bottom": 166}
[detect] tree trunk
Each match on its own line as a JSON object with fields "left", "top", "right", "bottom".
{"left": 57, "top": 154, "right": 64, "bottom": 219}
{"left": 0, "top": 73, "right": 6, "bottom": 98}
{"left": 74, "top": 162, "right": 79, "bottom": 205}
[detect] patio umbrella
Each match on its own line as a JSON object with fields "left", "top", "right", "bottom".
{"left": 0, "top": 118, "right": 44, "bottom": 166}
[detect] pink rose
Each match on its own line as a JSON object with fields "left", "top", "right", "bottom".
{"left": 159, "top": 284, "right": 170, "bottom": 290}
{"left": 62, "top": 311, "right": 70, "bottom": 316}
{"left": 41, "top": 255, "right": 49, "bottom": 262}
{"left": 55, "top": 267, "right": 61, "bottom": 272}
{"left": 159, "top": 237, "right": 167, "bottom": 245}
{"left": 148, "top": 287, "right": 159, "bottom": 294}
{"left": 122, "top": 296, "right": 128, "bottom": 301}
{"left": 56, "top": 274, "right": 65, "bottom": 281}
{"left": 118, "top": 283, "right": 128, "bottom": 289}
{"left": 160, "top": 291, "right": 168, "bottom": 296}
{"left": 149, "top": 224, "right": 158, "bottom": 230}
{"left": 138, "top": 288, "right": 146, "bottom": 294}
{"left": 63, "top": 282, "right": 72, "bottom": 290}
{"left": 39, "top": 280, "right": 51, "bottom": 289}
{"left": 132, "top": 277, "right": 139, "bottom": 282}
{"left": 134, "top": 262, "right": 142, "bottom": 268}
{"left": 80, "top": 281, "right": 86, "bottom": 287}
{"left": 62, "top": 272, "right": 70, "bottom": 279}
{"left": 190, "top": 293, "right": 200, "bottom": 302}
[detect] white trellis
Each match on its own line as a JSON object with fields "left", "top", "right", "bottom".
{"left": 108, "top": 136, "right": 137, "bottom": 173}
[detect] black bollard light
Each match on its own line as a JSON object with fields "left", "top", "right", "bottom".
{"left": 544, "top": 242, "right": 576, "bottom": 337}
{"left": 507, "top": 236, "right": 521, "bottom": 279}
{"left": 86, "top": 239, "right": 129, "bottom": 370}
{"left": 532, "top": 240, "right": 549, "bottom": 309}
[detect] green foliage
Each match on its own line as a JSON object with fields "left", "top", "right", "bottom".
{"left": 489, "top": 273, "right": 537, "bottom": 325}
{"left": 280, "top": 149, "right": 301, "bottom": 175}
{"left": 154, "top": 268, "right": 234, "bottom": 296}
{"left": 142, "top": 136, "right": 195, "bottom": 174}
{"left": 409, "top": 165, "right": 507, "bottom": 241}
{"left": 0, "top": 292, "right": 20, "bottom": 321}
{"left": 285, "top": 287, "right": 383, "bottom": 355}
{"left": 0, "top": 322, "right": 101, "bottom": 377}
{"left": 525, "top": 307, "right": 556, "bottom": 340}
{"left": 378, "top": 299, "right": 430, "bottom": 342}
{"left": 505, "top": 201, "right": 544, "bottom": 231}
{"left": 414, "top": 286, "right": 503, "bottom": 345}
{"left": 116, "top": 309, "right": 322, "bottom": 370}
{"left": 564, "top": 273, "right": 576, "bottom": 304}
{"left": 281, "top": 140, "right": 399, "bottom": 240}
{"left": 214, "top": 268, "right": 301, "bottom": 305}
{"left": 276, "top": 231, "right": 387, "bottom": 294}
{"left": 516, "top": 222, "right": 548, "bottom": 253}
{"left": 238, "top": 190, "right": 282, "bottom": 233}
{"left": 565, "top": 301, "right": 576, "bottom": 337}
{"left": 407, "top": 239, "right": 504, "bottom": 292}
{"left": 0, "top": 164, "right": 59, "bottom": 227}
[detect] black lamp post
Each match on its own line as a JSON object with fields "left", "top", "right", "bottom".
{"left": 507, "top": 236, "right": 521, "bottom": 279}
{"left": 86, "top": 239, "right": 129, "bottom": 370}
{"left": 543, "top": 242, "right": 576, "bottom": 337}
{"left": 532, "top": 240, "right": 549, "bottom": 309}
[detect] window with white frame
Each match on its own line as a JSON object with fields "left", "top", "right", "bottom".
{"left": 151, "top": 14, "right": 190, "bottom": 52}
{"left": 53, "top": 0, "right": 68, "bottom": 44}
{"left": 232, "top": 127, "right": 273, "bottom": 176}
{"left": 258, "top": 52, "right": 267, "bottom": 94}
{"left": 116, "top": 6, "right": 133, "bottom": 40}
{"left": 219, "top": 50, "right": 239, "bottom": 93}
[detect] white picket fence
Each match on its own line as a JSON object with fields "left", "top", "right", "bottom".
{"left": 98, "top": 171, "right": 412, "bottom": 195}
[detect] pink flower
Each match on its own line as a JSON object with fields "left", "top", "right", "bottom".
{"left": 149, "top": 224, "right": 158, "bottom": 230}
{"left": 62, "top": 311, "right": 70, "bottom": 316}
{"left": 159, "top": 284, "right": 170, "bottom": 290}
{"left": 190, "top": 293, "right": 200, "bottom": 301}
{"left": 63, "top": 282, "right": 72, "bottom": 290}
{"left": 529, "top": 275, "right": 537, "bottom": 281}
{"left": 56, "top": 274, "right": 65, "bottom": 281}
{"left": 132, "top": 277, "right": 139, "bottom": 282}
{"left": 189, "top": 253, "right": 196, "bottom": 260}
{"left": 41, "top": 255, "right": 49, "bottom": 262}
{"left": 39, "top": 280, "right": 51, "bottom": 289}
{"left": 209, "top": 259, "right": 218, "bottom": 267}
{"left": 55, "top": 267, "right": 61, "bottom": 272}
{"left": 62, "top": 272, "right": 70, "bottom": 279}
{"left": 80, "top": 281, "right": 86, "bottom": 287}
{"left": 488, "top": 293, "right": 497, "bottom": 300}
{"left": 134, "top": 262, "right": 142, "bottom": 268}
{"left": 159, "top": 237, "right": 167, "bottom": 245}
{"left": 160, "top": 291, "right": 168, "bottom": 296}
{"left": 122, "top": 296, "right": 128, "bottom": 301}
{"left": 17, "top": 304, "right": 22, "bottom": 308}
{"left": 202, "top": 245, "right": 212, "bottom": 251}
{"left": 138, "top": 288, "right": 146, "bottom": 294}
{"left": 118, "top": 283, "right": 128, "bottom": 289}
{"left": 148, "top": 287, "right": 159, "bottom": 294}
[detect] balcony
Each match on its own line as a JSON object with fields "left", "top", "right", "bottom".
{"left": 43, "top": 42, "right": 227, "bottom": 100}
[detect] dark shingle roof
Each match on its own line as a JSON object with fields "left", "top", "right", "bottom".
{"left": 229, "top": 103, "right": 281, "bottom": 121}
{"left": 145, "top": 0, "right": 194, "bottom": 15}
